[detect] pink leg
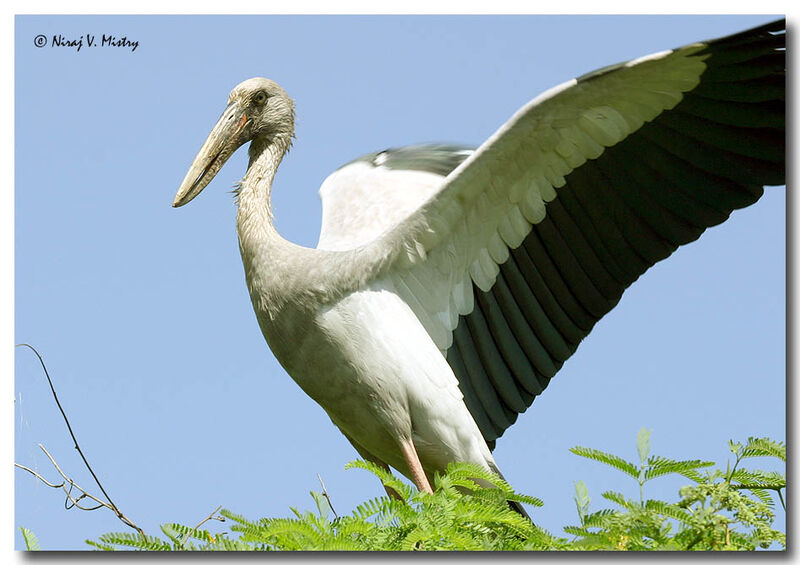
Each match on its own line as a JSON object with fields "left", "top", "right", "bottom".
{"left": 400, "top": 438, "right": 433, "bottom": 494}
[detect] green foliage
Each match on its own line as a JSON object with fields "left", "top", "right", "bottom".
{"left": 566, "top": 430, "right": 785, "bottom": 550}
{"left": 20, "top": 527, "right": 40, "bottom": 551}
{"left": 571, "top": 429, "right": 715, "bottom": 506}
{"left": 89, "top": 461, "right": 560, "bottom": 551}
{"left": 86, "top": 432, "right": 784, "bottom": 551}
{"left": 569, "top": 446, "right": 640, "bottom": 480}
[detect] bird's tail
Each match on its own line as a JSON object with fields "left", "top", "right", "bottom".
{"left": 484, "top": 460, "right": 532, "bottom": 521}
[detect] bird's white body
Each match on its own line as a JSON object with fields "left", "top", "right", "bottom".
{"left": 317, "top": 158, "right": 499, "bottom": 480}
{"left": 231, "top": 139, "right": 496, "bottom": 484}
{"left": 240, "top": 242, "right": 496, "bottom": 482}
{"left": 307, "top": 283, "right": 494, "bottom": 481}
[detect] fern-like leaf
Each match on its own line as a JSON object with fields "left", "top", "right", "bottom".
{"left": 730, "top": 468, "right": 785, "bottom": 490}
{"left": 440, "top": 461, "right": 511, "bottom": 491}
{"left": 677, "top": 467, "right": 708, "bottom": 483}
{"left": 644, "top": 499, "right": 693, "bottom": 524}
{"left": 161, "top": 522, "right": 217, "bottom": 546}
{"left": 739, "top": 487, "right": 776, "bottom": 508}
{"left": 580, "top": 508, "right": 617, "bottom": 529}
{"left": 20, "top": 527, "right": 40, "bottom": 551}
{"left": 569, "top": 446, "right": 639, "bottom": 479}
{"left": 644, "top": 456, "right": 715, "bottom": 481}
{"left": 573, "top": 481, "right": 591, "bottom": 525}
{"left": 740, "top": 437, "right": 785, "bottom": 462}
{"left": 506, "top": 492, "right": 544, "bottom": 508}
{"left": 202, "top": 537, "right": 255, "bottom": 551}
{"left": 159, "top": 523, "right": 184, "bottom": 546}
{"left": 637, "top": 428, "right": 652, "bottom": 466}
{"left": 601, "top": 491, "right": 639, "bottom": 511}
{"left": 219, "top": 508, "right": 250, "bottom": 527}
{"left": 97, "top": 532, "right": 172, "bottom": 551}
{"left": 85, "top": 539, "right": 116, "bottom": 551}
{"left": 345, "top": 459, "right": 413, "bottom": 500}
{"left": 563, "top": 524, "right": 595, "bottom": 537}
{"left": 350, "top": 495, "right": 392, "bottom": 522}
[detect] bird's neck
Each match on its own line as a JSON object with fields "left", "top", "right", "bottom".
{"left": 236, "top": 134, "right": 291, "bottom": 234}
{"left": 234, "top": 133, "right": 383, "bottom": 324}
{"left": 235, "top": 134, "right": 298, "bottom": 315}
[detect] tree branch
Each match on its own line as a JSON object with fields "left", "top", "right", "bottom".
{"left": 15, "top": 343, "right": 143, "bottom": 536}
{"left": 15, "top": 444, "right": 142, "bottom": 533}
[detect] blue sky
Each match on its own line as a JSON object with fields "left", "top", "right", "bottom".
{"left": 14, "top": 15, "right": 784, "bottom": 550}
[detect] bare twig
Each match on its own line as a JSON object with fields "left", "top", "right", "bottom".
{"left": 15, "top": 461, "right": 65, "bottom": 489}
{"left": 317, "top": 473, "right": 338, "bottom": 518}
{"left": 16, "top": 451, "right": 103, "bottom": 512}
{"left": 15, "top": 444, "right": 142, "bottom": 533}
{"left": 180, "top": 505, "right": 225, "bottom": 547}
{"left": 15, "top": 343, "right": 144, "bottom": 536}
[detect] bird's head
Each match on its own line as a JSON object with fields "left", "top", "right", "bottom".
{"left": 173, "top": 77, "right": 295, "bottom": 207}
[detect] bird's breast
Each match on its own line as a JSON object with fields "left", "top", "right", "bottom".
{"left": 247, "top": 278, "right": 490, "bottom": 474}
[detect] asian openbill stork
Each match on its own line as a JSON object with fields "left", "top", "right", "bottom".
{"left": 173, "top": 20, "right": 785, "bottom": 511}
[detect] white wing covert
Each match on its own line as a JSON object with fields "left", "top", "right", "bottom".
{"left": 318, "top": 145, "right": 473, "bottom": 251}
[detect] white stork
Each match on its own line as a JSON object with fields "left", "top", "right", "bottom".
{"left": 172, "top": 20, "right": 785, "bottom": 511}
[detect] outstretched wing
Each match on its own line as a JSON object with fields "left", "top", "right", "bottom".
{"left": 333, "top": 20, "right": 786, "bottom": 449}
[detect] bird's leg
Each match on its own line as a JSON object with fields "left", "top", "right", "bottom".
{"left": 371, "top": 461, "right": 404, "bottom": 502}
{"left": 400, "top": 438, "right": 433, "bottom": 494}
{"left": 342, "top": 432, "right": 405, "bottom": 501}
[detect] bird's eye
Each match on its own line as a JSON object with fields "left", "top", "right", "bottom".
{"left": 254, "top": 91, "right": 268, "bottom": 105}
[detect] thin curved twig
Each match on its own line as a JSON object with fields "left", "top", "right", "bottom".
{"left": 317, "top": 473, "right": 338, "bottom": 519}
{"left": 15, "top": 343, "right": 144, "bottom": 536}
{"left": 15, "top": 445, "right": 126, "bottom": 516}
